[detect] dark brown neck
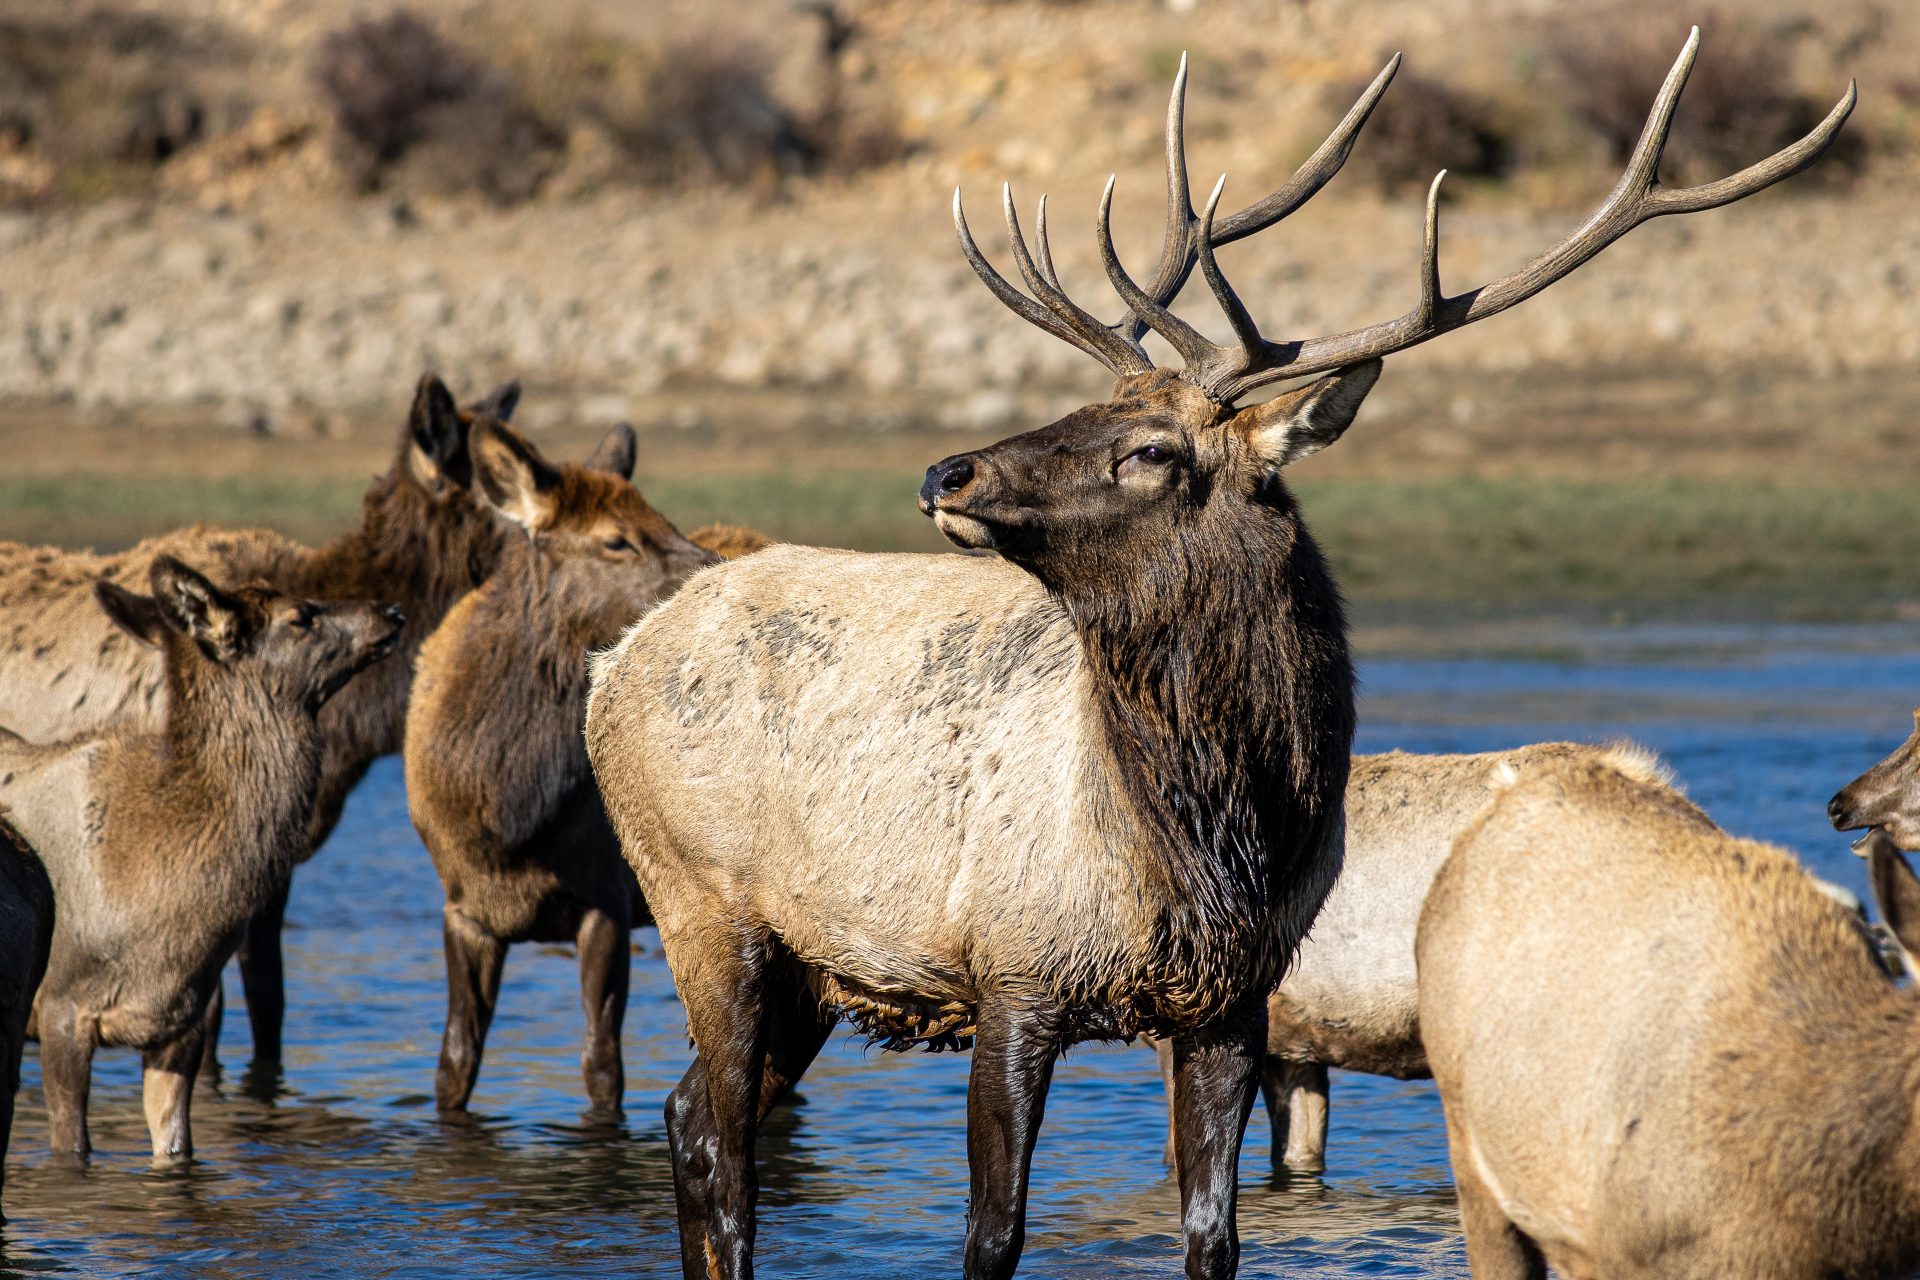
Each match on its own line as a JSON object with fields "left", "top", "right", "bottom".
{"left": 1062, "top": 478, "right": 1354, "bottom": 1009}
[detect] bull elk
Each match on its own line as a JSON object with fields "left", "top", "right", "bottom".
{"left": 584, "top": 32, "right": 1851, "bottom": 1280}
{"left": 0, "top": 557, "right": 401, "bottom": 1164}
{"left": 0, "top": 374, "right": 519, "bottom": 1070}
{"left": 1419, "top": 760, "right": 1920, "bottom": 1279}
{"left": 405, "top": 418, "right": 758, "bottom": 1117}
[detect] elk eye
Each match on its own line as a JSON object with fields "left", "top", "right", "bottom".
{"left": 288, "top": 612, "right": 313, "bottom": 632}
{"left": 604, "top": 536, "right": 636, "bottom": 553}
{"left": 1119, "top": 444, "right": 1178, "bottom": 474}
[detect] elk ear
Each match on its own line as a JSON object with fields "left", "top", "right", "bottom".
{"left": 408, "top": 374, "right": 467, "bottom": 474}
{"left": 472, "top": 379, "right": 521, "bottom": 423}
{"left": 93, "top": 580, "right": 170, "bottom": 647}
{"left": 1241, "top": 359, "right": 1382, "bottom": 469}
{"left": 147, "top": 556, "right": 251, "bottom": 662}
{"left": 470, "top": 418, "right": 562, "bottom": 531}
{"left": 584, "top": 422, "right": 637, "bottom": 479}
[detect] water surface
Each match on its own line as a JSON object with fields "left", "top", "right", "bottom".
{"left": 3, "top": 621, "right": 1914, "bottom": 1277}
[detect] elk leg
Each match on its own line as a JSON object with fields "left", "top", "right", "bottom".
{"left": 1152, "top": 1035, "right": 1178, "bottom": 1167}
{"left": 142, "top": 1022, "right": 205, "bottom": 1165}
{"left": 1448, "top": 1116, "right": 1546, "bottom": 1280}
{"left": 1170, "top": 1002, "right": 1265, "bottom": 1280}
{"left": 198, "top": 980, "right": 225, "bottom": 1080}
{"left": 436, "top": 907, "right": 507, "bottom": 1113}
{"left": 577, "top": 904, "right": 630, "bottom": 1117}
{"left": 37, "top": 999, "right": 94, "bottom": 1160}
{"left": 237, "top": 877, "right": 291, "bottom": 1063}
{"left": 756, "top": 951, "right": 835, "bottom": 1121}
{"left": 1274, "top": 1059, "right": 1329, "bottom": 1173}
{"left": 963, "top": 1001, "right": 1063, "bottom": 1280}
{"left": 0, "top": 1009, "right": 23, "bottom": 1211}
{"left": 664, "top": 931, "right": 769, "bottom": 1280}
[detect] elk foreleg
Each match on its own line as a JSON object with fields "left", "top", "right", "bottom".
{"left": 198, "top": 980, "right": 225, "bottom": 1080}
{"left": 1272, "top": 1059, "right": 1329, "bottom": 1173}
{"left": 1170, "top": 1002, "right": 1265, "bottom": 1280}
{"left": 236, "top": 877, "right": 291, "bottom": 1064}
{"left": 1448, "top": 1115, "right": 1546, "bottom": 1280}
{"left": 142, "top": 1022, "right": 205, "bottom": 1165}
{"left": 37, "top": 998, "right": 95, "bottom": 1160}
{"left": 664, "top": 928, "right": 769, "bottom": 1280}
{"left": 577, "top": 904, "right": 631, "bottom": 1117}
{"left": 964, "top": 1000, "right": 1063, "bottom": 1280}
{"left": 436, "top": 906, "right": 507, "bottom": 1113}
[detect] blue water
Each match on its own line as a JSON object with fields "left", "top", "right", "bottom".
{"left": 2, "top": 621, "right": 1915, "bottom": 1277}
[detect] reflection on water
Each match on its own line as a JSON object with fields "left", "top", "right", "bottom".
{"left": 2, "top": 621, "right": 1915, "bottom": 1277}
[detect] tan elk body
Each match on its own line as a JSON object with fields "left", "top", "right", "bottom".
{"left": 0, "top": 558, "right": 401, "bottom": 1163}
{"left": 585, "top": 33, "right": 1848, "bottom": 1280}
{"left": 404, "top": 419, "right": 745, "bottom": 1115}
{"left": 1154, "top": 741, "right": 1670, "bottom": 1172}
{"left": 0, "top": 376, "right": 518, "bottom": 1064}
{"left": 1418, "top": 758, "right": 1920, "bottom": 1280}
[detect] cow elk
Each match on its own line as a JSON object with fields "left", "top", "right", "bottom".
{"left": 1152, "top": 742, "right": 1670, "bottom": 1174}
{"left": 584, "top": 32, "right": 1850, "bottom": 1280}
{"left": 405, "top": 418, "right": 747, "bottom": 1117}
{"left": 1419, "top": 758, "right": 1920, "bottom": 1280}
{"left": 1830, "top": 707, "right": 1920, "bottom": 851}
{"left": 0, "top": 374, "right": 519, "bottom": 1069}
{"left": 0, "top": 557, "right": 400, "bottom": 1163}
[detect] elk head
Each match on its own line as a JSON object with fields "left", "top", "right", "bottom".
{"left": 1831, "top": 710, "right": 1920, "bottom": 852}
{"left": 468, "top": 416, "right": 718, "bottom": 597}
{"left": 922, "top": 32, "right": 1854, "bottom": 592}
{"left": 406, "top": 373, "right": 522, "bottom": 494}
{"left": 94, "top": 557, "right": 404, "bottom": 714}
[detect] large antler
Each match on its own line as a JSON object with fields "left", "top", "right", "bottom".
{"left": 960, "top": 30, "right": 1856, "bottom": 404}
{"left": 954, "top": 51, "right": 1402, "bottom": 379}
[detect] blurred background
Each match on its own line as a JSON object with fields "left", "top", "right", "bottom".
{"left": 3, "top": 0, "right": 1918, "bottom": 631}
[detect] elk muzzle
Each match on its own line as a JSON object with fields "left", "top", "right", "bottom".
{"left": 919, "top": 452, "right": 1005, "bottom": 550}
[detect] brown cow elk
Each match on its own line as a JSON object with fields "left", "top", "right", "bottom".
{"left": 1829, "top": 707, "right": 1920, "bottom": 850}
{"left": 404, "top": 418, "right": 740, "bottom": 1117}
{"left": 1419, "top": 760, "right": 1920, "bottom": 1280}
{"left": 585, "top": 33, "right": 1850, "bottom": 1280}
{"left": 0, "top": 374, "right": 518, "bottom": 1069}
{"left": 0, "top": 557, "right": 400, "bottom": 1163}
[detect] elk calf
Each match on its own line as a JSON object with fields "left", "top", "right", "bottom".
{"left": 405, "top": 419, "right": 733, "bottom": 1115}
{"left": 1419, "top": 758, "right": 1920, "bottom": 1280}
{"left": 1, "top": 557, "right": 400, "bottom": 1163}
{"left": 0, "top": 374, "right": 518, "bottom": 1067}
{"left": 1153, "top": 742, "right": 1670, "bottom": 1173}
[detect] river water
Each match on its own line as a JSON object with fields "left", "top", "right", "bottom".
{"left": 2, "top": 621, "right": 1915, "bottom": 1278}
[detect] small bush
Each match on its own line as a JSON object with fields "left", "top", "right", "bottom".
{"left": 632, "top": 40, "right": 811, "bottom": 185}
{"left": 1333, "top": 70, "right": 1512, "bottom": 197}
{"left": 1546, "top": 9, "right": 1858, "bottom": 186}
{"left": 314, "top": 12, "right": 561, "bottom": 204}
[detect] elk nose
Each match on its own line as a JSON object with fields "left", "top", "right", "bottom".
{"left": 1828, "top": 793, "right": 1852, "bottom": 828}
{"left": 377, "top": 604, "right": 406, "bottom": 629}
{"left": 919, "top": 455, "right": 977, "bottom": 513}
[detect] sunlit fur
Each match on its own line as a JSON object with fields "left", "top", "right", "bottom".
{"left": 0, "top": 559, "right": 399, "bottom": 1165}
{"left": 403, "top": 418, "right": 728, "bottom": 1114}
{"left": 1153, "top": 741, "right": 1671, "bottom": 1172}
{"left": 1419, "top": 757, "right": 1920, "bottom": 1280}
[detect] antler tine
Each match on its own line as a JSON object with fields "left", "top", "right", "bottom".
{"left": 1204, "top": 27, "right": 1856, "bottom": 401}
{"left": 1001, "top": 184, "right": 1134, "bottom": 362}
{"left": 953, "top": 186, "right": 1153, "bottom": 378}
{"left": 1116, "top": 52, "right": 1402, "bottom": 343}
{"left": 1192, "top": 175, "right": 1264, "bottom": 364}
{"left": 1097, "top": 175, "right": 1219, "bottom": 370}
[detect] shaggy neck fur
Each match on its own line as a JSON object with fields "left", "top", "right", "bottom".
{"left": 276, "top": 443, "right": 508, "bottom": 820}
{"left": 1059, "top": 470, "right": 1354, "bottom": 1028}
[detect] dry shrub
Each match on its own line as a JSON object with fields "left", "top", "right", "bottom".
{"left": 1546, "top": 8, "right": 1861, "bottom": 185}
{"left": 314, "top": 12, "right": 561, "bottom": 204}
{"left": 1331, "top": 70, "right": 1512, "bottom": 197}
{"left": 0, "top": 9, "right": 241, "bottom": 204}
